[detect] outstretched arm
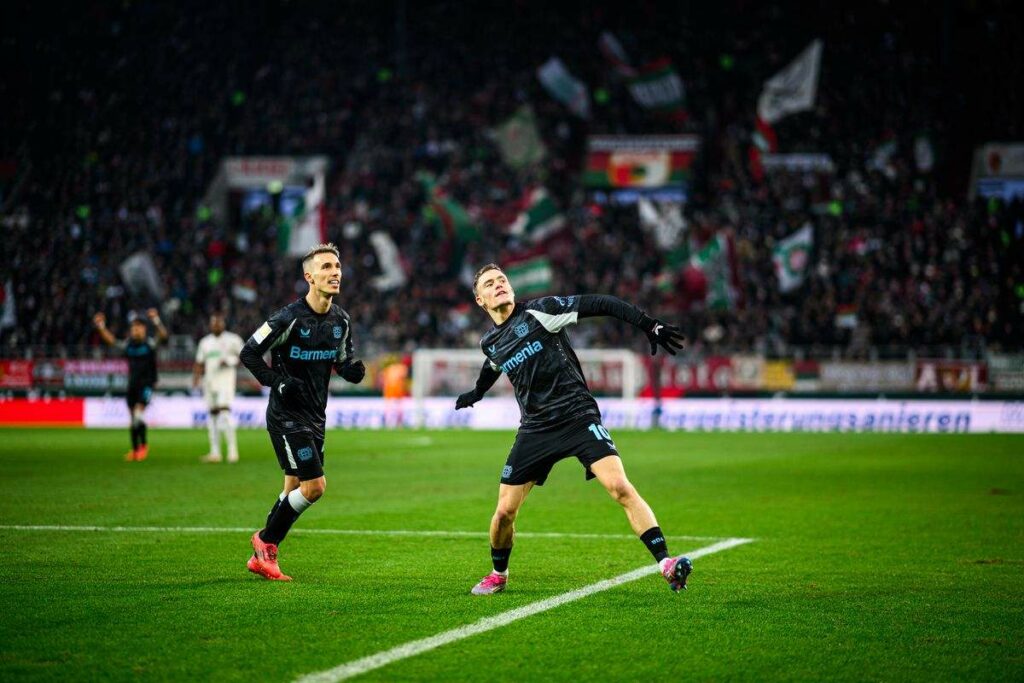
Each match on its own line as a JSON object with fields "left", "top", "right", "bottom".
{"left": 576, "top": 294, "right": 686, "bottom": 355}
{"left": 92, "top": 313, "right": 118, "bottom": 347}
{"left": 147, "top": 308, "right": 169, "bottom": 343}
{"left": 455, "top": 360, "right": 502, "bottom": 409}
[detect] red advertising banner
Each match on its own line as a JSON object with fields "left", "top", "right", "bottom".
{"left": 915, "top": 360, "right": 987, "bottom": 393}
{"left": 641, "top": 356, "right": 737, "bottom": 396}
{"left": 0, "top": 360, "right": 33, "bottom": 389}
{"left": 0, "top": 398, "right": 85, "bottom": 426}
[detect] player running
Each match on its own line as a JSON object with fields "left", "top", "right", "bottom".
{"left": 457, "top": 264, "right": 691, "bottom": 595}
{"left": 92, "top": 308, "right": 169, "bottom": 461}
{"left": 193, "top": 313, "right": 245, "bottom": 463}
{"left": 239, "top": 243, "right": 365, "bottom": 581}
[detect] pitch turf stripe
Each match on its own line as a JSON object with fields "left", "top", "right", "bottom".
{"left": 295, "top": 537, "right": 754, "bottom": 683}
{"left": 0, "top": 524, "right": 724, "bottom": 542}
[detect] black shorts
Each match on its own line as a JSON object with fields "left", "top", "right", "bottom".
{"left": 126, "top": 384, "right": 153, "bottom": 408}
{"left": 269, "top": 431, "right": 325, "bottom": 481}
{"left": 501, "top": 417, "right": 619, "bottom": 486}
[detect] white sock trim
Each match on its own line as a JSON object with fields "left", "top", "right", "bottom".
{"left": 287, "top": 488, "right": 313, "bottom": 513}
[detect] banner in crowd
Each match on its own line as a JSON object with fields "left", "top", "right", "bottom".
{"left": 29, "top": 396, "right": 1020, "bottom": 433}
{"left": 757, "top": 39, "right": 823, "bottom": 125}
{"left": 493, "top": 106, "right": 546, "bottom": 169}
{"left": 989, "top": 355, "right": 1024, "bottom": 392}
{"left": 508, "top": 187, "right": 566, "bottom": 243}
{"left": 637, "top": 198, "right": 686, "bottom": 251}
{"left": 0, "top": 360, "right": 32, "bottom": 389}
{"left": 63, "top": 360, "right": 129, "bottom": 392}
{"left": 773, "top": 223, "right": 814, "bottom": 292}
{"left": 915, "top": 360, "right": 987, "bottom": 393}
{"left": 584, "top": 136, "right": 699, "bottom": 190}
{"left": 687, "top": 233, "right": 741, "bottom": 310}
{"left": 818, "top": 361, "right": 914, "bottom": 392}
{"left": 536, "top": 58, "right": 591, "bottom": 119}
{"left": 369, "top": 230, "right": 407, "bottom": 291}
{"left": 504, "top": 255, "right": 553, "bottom": 295}
{"left": 761, "top": 153, "right": 835, "bottom": 173}
{"left": 969, "top": 142, "right": 1024, "bottom": 200}
{"left": 119, "top": 252, "right": 165, "bottom": 300}
{"left": 626, "top": 59, "right": 686, "bottom": 114}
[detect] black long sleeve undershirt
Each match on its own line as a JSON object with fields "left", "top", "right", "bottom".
{"left": 240, "top": 344, "right": 282, "bottom": 388}
{"left": 470, "top": 360, "right": 502, "bottom": 399}
{"left": 576, "top": 294, "right": 654, "bottom": 329}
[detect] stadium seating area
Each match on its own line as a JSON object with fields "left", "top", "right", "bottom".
{"left": 2, "top": 1, "right": 1022, "bottom": 359}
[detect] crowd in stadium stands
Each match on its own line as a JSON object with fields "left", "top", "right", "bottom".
{"left": 2, "top": 1, "right": 1022, "bottom": 361}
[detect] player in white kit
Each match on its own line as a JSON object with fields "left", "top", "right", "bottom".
{"left": 193, "top": 313, "right": 245, "bottom": 463}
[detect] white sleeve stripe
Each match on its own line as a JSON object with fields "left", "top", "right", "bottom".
{"left": 488, "top": 359, "right": 501, "bottom": 372}
{"left": 269, "top": 319, "right": 297, "bottom": 350}
{"left": 526, "top": 309, "right": 579, "bottom": 333}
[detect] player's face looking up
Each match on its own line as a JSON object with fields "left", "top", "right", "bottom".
{"left": 304, "top": 253, "right": 342, "bottom": 297}
{"left": 474, "top": 269, "right": 515, "bottom": 312}
{"left": 129, "top": 320, "right": 147, "bottom": 341}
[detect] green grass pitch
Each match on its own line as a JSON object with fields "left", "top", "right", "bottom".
{"left": 0, "top": 428, "right": 1022, "bottom": 681}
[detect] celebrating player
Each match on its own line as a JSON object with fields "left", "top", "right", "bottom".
{"left": 239, "top": 243, "right": 365, "bottom": 581}
{"left": 92, "top": 308, "right": 169, "bottom": 461}
{"left": 457, "top": 264, "right": 691, "bottom": 595}
{"left": 194, "top": 313, "right": 245, "bottom": 463}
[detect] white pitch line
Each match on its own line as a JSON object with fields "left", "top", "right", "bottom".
{"left": 0, "top": 524, "right": 723, "bottom": 542}
{"left": 294, "top": 537, "right": 754, "bottom": 683}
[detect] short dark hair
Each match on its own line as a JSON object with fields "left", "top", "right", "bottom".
{"left": 301, "top": 242, "right": 341, "bottom": 271}
{"left": 472, "top": 263, "right": 504, "bottom": 293}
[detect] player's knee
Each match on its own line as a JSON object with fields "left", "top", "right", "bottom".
{"left": 301, "top": 479, "right": 326, "bottom": 502}
{"left": 607, "top": 479, "right": 636, "bottom": 505}
{"left": 493, "top": 504, "right": 518, "bottom": 525}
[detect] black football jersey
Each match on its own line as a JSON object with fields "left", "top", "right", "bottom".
{"left": 120, "top": 338, "right": 160, "bottom": 387}
{"left": 480, "top": 296, "right": 599, "bottom": 432}
{"left": 242, "top": 298, "right": 354, "bottom": 437}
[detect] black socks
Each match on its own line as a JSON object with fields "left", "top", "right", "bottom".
{"left": 640, "top": 526, "right": 669, "bottom": 562}
{"left": 491, "top": 546, "right": 512, "bottom": 573}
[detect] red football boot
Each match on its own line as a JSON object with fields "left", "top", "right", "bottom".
{"left": 247, "top": 531, "right": 292, "bottom": 581}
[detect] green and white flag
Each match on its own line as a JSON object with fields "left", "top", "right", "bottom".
{"left": 509, "top": 187, "right": 566, "bottom": 243}
{"left": 772, "top": 223, "right": 813, "bottom": 292}
{"left": 537, "top": 57, "right": 591, "bottom": 119}
{"left": 628, "top": 59, "right": 685, "bottom": 112}
{"left": 690, "top": 233, "right": 739, "bottom": 310}
{"left": 506, "top": 255, "right": 553, "bottom": 295}
{"left": 493, "top": 106, "right": 546, "bottom": 169}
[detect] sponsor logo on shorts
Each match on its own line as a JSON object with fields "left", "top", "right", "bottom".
{"left": 289, "top": 346, "right": 338, "bottom": 361}
{"left": 514, "top": 323, "right": 530, "bottom": 338}
{"left": 297, "top": 447, "right": 314, "bottom": 462}
{"left": 500, "top": 340, "right": 543, "bottom": 373}
{"left": 502, "top": 465, "right": 513, "bottom": 478}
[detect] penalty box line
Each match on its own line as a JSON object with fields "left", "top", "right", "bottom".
{"left": 0, "top": 524, "right": 726, "bottom": 543}
{"left": 294, "top": 537, "right": 755, "bottom": 683}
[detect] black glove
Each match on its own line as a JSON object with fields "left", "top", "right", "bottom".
{"left": 337, "top": 359, "right": 366, "bottom": 384}
{"left": 274, "top": 376, "right": 305, "bottom": 403}
{"left": 455, "top": 390, "right": 481, "bottom": 410}
{"left": 644, "top": 318, "right": 686, "bottom": 356}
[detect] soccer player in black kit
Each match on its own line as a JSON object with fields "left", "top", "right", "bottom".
{"left": 239, "top": 243, "right": 365, "bottom": 581}
{"left": 92, "top": 308, "right": 168, "bottom": 461}
{"left": 456, "top": 264, "right": 692, "bottom": 594}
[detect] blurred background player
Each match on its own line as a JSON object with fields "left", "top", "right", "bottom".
{"left": 92, "top": 308, "right": 168, "bottom": 461}
{"left": 193, "top": 313, "right": 245, "bottom": 463}
{"left": 239, "top": 243, "right": 366, "bottom": 581}
{"left": 457, "top": 264, "right": 691, "bottom": 595}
